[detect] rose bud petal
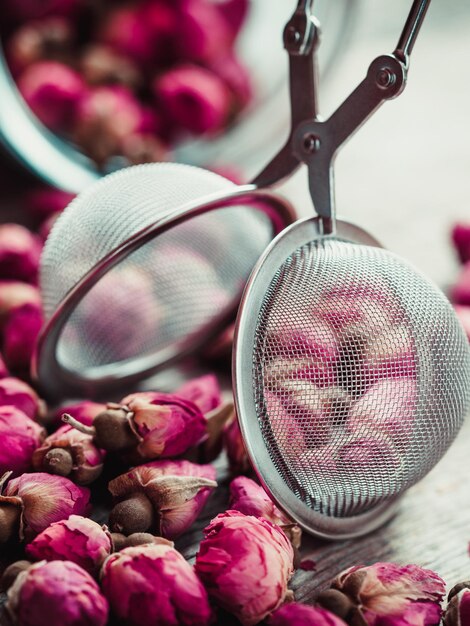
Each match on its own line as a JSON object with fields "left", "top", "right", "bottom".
{"left": 0, "top": 376, "right": 43, "bottom": 418}
{"left": 18, "top": 60, "right": 86, "bottom": 133}
{"left": 53, "top": 400, "right": 106, "bottom": 428}
{"left": 0, "top": 281, "right": 41, "bottom": 327}
{"left": 7, "top": 17, "right": 74, "bottom": 75}
{"left": 269, "top": 603, "right": 348, "bottom": 626}
{"left": 3, "top": 301, "right": 43, "bottom": 372}
{"left": 229, "top": 476, "right": 302, "bottom": 549}
{"left": 267, "top": 313, "right": 339, "bottom": 362}
{"left": 452, "top": 223, "right": 470, "bottom": 264}
{"left": 80, "top": 44, "right": 142, "bottom": 90}
{"left": 101, "top": 543, "right": 212, "bottom": 626}
{"left": 0, "top": 224, "right": 42, "bottom": 285}
{"left": 0, "top": 407, "right": 45, "bottom": 477}
{"left": 454, "top": 305, "right": 470, "bottom": 341}
{"left": 363, "top": 325, "right": 417, "bottom": 381}
{"left": 126, "top": 394, "right": 207, "bottom": 460}
{"left": 195, "top": 511, "right": 294, "bottom": 626}
{"left": 23, "top": 187, "right": 75, "bottom": 220}
{"left": 347, "top": 378, "right": 417, "bottom": 441}
{"left": 329, "top": 563, "right": 445, "bottom": 626}
{"left": 26, "top": 515, "right": 111, "bottom": 574}
{"left": 452, "top": 262, "right": 470, "bottom": 306}
{"left": 155, "top": 64, "right": 231, "bottom": 135}
{"left": 108, "top": 459, "right": 217, "bottom": 539}
{"left": 445, "top": 583, "right": 470, "bottom": 626}
{"left": 223, "top": 411, "right": 252, "bottom": 475}
{"left": 5, "top": 560, "right": 108, "bottom": 626}
{"left": 177, "top": 0, "right": 232, "bottom": 63}
{"left": 32, "top": 423, "right": 105, "bottom": 485}
{"left": 176, "top": 374, "right": 222, "bottom": 414}
{"left": 0, "top": 472, "right": 90, "bottom": 543}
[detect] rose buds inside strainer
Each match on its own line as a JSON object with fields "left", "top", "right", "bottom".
{"left": 34, "top": 163, "right": 294, "bottom": 398}
{"left": 233, "top": 0, "right": 470, "bottom": 538}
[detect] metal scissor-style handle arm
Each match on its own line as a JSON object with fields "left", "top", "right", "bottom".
{"left": 253, "top": 0, "right": 432, "bottom": 233}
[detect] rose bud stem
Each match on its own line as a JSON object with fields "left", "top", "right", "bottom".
{"left": 109, "top": 493, "right": 155, "bottom": 535}
{"left": 316, "top": 589, "right": 355, "bottom": 621}
{"left": 0, "top": 560, "right": 31, "bottom": 592}
{"left": 43, "top": 448, "right": 74, "bottom": 477}
{"left": 62, "top": 408, "right": 138, "bottom": 451}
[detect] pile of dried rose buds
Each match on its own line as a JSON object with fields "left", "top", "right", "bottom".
{"left": 2, "top": 0, "right": 251, "bottom": 169}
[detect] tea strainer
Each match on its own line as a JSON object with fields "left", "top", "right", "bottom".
{"left": 233, "top": 0, "right": 470, "bottom": 538}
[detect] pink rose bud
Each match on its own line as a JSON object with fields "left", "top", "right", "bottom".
{"left": 101, "top": 543, "right": 212, "bottom": 626}
{"left": 196, "top": 511, "right": 294, "bottom": 626}
{"left": 32, "top": 423, "right": 105, "bottom": 485}
{"left": 26, "top": 515, "right": 112, "bottom": 574}
{"left": 363, "top": 325, "right": 417, "bottom": 381}
{"left": 347, "top": 377, "right": 417, "bottom": 441}
{"left": 23, "top": 187, "right": 75, "bottom": 220}
{"left": 18, "top": 60, "right": 86, "bottom": 133}
{"left": 445, "top": 583, "right": 470, "bottom": 626}
{"left": 326, "top": 563, "right": 445, "bottom": 626}
{"left": 80, "top": 44, "right": 142, "bottom": 90}
{"left": 125, "top": 393, "right": 207, "bottom": 460}
{"left": 0, "top": 281, "right": 41, "bottom": 327}
{"left": 0, "top": 471, "right": 90, "bottom": 543}
{"left": 5, "top": 560, "right": 108, "bottom": 626}
{"left": 454, "top": 305, "right": 470, "bottom": 340}
{"left": 55, "top": 400, "right": 106, "bottom": 427}
{"left": 452, "top": 223, "right": 470, "bottom": 264}
{"left": 177, "top": 0, "right": 232, "bottom": 63}
{"left": 229, "top": 476, "right": 301, "bottom": 549}
{"left": 223, "top": 411, "right": 252, "bottom": 475}
{"left": 452, "top": 262, "right": 470, "bottom": 305}
{"left": 176, "top": 374, "right": 222, "bottom": 414}
{"left": 3, "top": 301, "right": 43, "bottom": 372}
{"left": 155, "top": 64, "right": 231, "bottom": 135}
{"left": 0, "top": 224, "right": 42, "bottom": 284}
{"left": 108, "top": 459, "right": 217, "bottom": 539}
{"left": 0, "top": 406, "right": 45, "bottom": 477}
{"left": 0, "top": 376, "right": 43, "bottom": 418}
{"left": 7, "top": 17, "right": 74, "bottom": 75}
{"left": 269, "top": 603, "right": 348, "bottom": 626}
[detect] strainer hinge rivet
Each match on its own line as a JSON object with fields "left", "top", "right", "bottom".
{"left": 303, "top": 133, "right": 321, "bottom": 154}
{"left": 376, "top": 68, "right": 396, "bottom": 89}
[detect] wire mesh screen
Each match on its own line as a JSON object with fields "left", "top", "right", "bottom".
{"left": 253, "top": 238, "right": 470, "bottom": 518}
{"left": 40, "top": 163, "right": 273, "bottom": 374}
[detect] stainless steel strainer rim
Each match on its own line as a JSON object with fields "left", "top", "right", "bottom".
{"left": 33, "top": 185, "right": 294, "bottom": 399}
{"left": 232, "top": 216, "right": 411, "bottom": 540}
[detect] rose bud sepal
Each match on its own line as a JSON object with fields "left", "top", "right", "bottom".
{"left": 62, "top": 405, "right": 138, "bottom": 452}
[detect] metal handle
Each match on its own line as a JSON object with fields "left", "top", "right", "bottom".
{"left": 253, "top": 0, "right": 432, "bottom": 234}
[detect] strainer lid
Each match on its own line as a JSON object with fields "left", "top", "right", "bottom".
{"left": 233, "top": 217, "right": 470, "bottom": 539}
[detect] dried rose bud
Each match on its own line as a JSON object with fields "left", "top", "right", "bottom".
{"left": 326, "top": 563, "right": 445, "bottom": 626}
{"left": 0, "top": 224, "right": 42, "bottom": 284}
{"left": 26, "top": 515, "right": 111, "bottom": 574}
{"left": 0, "top": 281, "right": 41, "bottom": 327}
{"left": 266, "top": 314, "right": 339, "bottom": 363}
{"left": 32, "top": 423, "right": 105, "bottom": 485}
{"left": 5, "top": 560, "right": 108, "bottom": 626}
{"left": 0, "top": 406, "right": 45, "bottom": 476}
{"left": 101, "top": 543, "right": 212, "bottom": 626}
{"left": 176, "top": 374, "right": 222, "bottom": 414}
{"left": 54, "top": 400, "right": 106, "bottom": 427}
{"left": 63, "top": 405, "right": 137, "bottom": 453}
{"left": 229, "top": 476, "right": 302, "bottom": 549}
{"left": 23, "top": 187, "right": 75, "bottom": 220}
{"left": 445, "top": 583, "right": 470, "bottom": 626}
{"left": 223, "top": 411, "right": 252, "bottom": 475}
{"left": 18, "top": 61, "right": 86, "bottom": 133}
{"left": 0, "top": 471, "right": 90, "bottom": 543}
{"left": 347, "top": 378, "right": 417, "bottom": 441}
{"left": 0, "top": 376, "right": 43, "bottom": 418}
{"left": 452, "top": 263, "right": 470, "bottom": 306}
{"left": 454, "top": 305, "right": 470, "bottom": 341}
{"left": 264, "top": 357, "right": 337, "bottom": 390}
{"left": 269, "top": 603, "right": 348, "bottom": 626}
{"left": 80, "top": 44, "right": 142, "bottom": 90}
{"left": 196, "top": 511, "right": 294, "bottom": 626}
{"left": 108, "top": 459, "right": 217, "bottom": 539}
{"left": 155, "top": 64, "right": 231, "bottom": 135}
{"left": 452, "top": 223, "right": 470, "bottom": 264}
{"left": 3, "top": 301, "right": 43, "bottom": 372}
{"left": 177, "top": 0, "right": 232, "bottom": 63}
